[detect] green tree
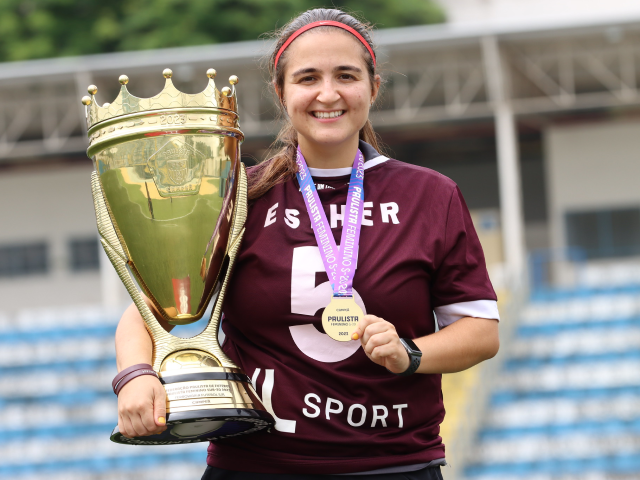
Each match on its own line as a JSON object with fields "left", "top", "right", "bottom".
{"left": 0, "top": 0, "right": 445, "bottom": 62}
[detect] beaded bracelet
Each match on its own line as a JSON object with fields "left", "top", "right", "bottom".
{"left": 112, "top": 363, "right": 159, "bottom": 395}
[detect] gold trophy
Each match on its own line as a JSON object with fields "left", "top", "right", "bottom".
{"left": 81, "top": 68, "right": 274, "bottom": 445}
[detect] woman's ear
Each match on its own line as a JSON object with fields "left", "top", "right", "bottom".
{"left": 274, "top": 83, "right": 285, "bottom": 108}
{"left": 371, "top": 74, "right": 382, "bottom": 105}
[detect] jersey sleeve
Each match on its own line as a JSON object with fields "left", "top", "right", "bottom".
{"left": 431, "top": 186, "right": 499, "bottom": 328}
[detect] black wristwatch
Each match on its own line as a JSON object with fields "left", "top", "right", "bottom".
{"left": 394, "top": 338, "right": 422, "bottom": 376}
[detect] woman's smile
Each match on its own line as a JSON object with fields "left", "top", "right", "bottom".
{"left": 311, "top": 110, "right": 345, "bottom": 120}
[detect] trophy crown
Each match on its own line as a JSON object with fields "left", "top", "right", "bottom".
{"left": 81, "top": 68, "right": 239, "bottom": 129}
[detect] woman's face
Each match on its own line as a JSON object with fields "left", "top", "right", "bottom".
{"left": 280, "top": 30, "right": 380, "bottom": 154}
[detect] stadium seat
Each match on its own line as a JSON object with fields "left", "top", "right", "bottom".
{"left": 0, "top": 305, "right": 207, "bottom": 479}
{"left": 465, "top": 286, "right": 640, "bottom": 479}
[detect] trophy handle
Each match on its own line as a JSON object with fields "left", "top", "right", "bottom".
{"left": 193, "top": 162, "right": 249, "bottom": 368}
{"left": 90, "top": 163, "right": 249, "bottom": 371}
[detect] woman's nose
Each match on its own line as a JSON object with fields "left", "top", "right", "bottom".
{"left": 316, "top": 78, "right": 340, "bottom": 104}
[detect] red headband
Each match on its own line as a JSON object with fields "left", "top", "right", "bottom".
{"left": 274, "top": 20, "right": 376, "bottom": 71}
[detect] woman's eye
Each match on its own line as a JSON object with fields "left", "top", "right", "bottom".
{"left": 339, "top": 74, "right": 355, "bottom": 80}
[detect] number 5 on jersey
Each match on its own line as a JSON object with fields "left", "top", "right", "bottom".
{"left": 290, "top": 246, "right": 366, "bottom": 362}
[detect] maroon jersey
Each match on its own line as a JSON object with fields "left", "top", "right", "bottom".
{"left": 207, "top": 143, "right": 498, "bottom": 474}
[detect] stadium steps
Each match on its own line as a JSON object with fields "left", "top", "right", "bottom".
{"left": 441, "top": 289, "right": 512, "bottom": 476}
{"left": 463, "top": 287, "right": 640, "bottom": 480}
{"left": 440, "top": 365, "right": 482, "bottom": 450}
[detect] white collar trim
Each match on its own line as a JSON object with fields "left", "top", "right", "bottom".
{"left": 308, "top": 156, "right": 388, "bottom": 178}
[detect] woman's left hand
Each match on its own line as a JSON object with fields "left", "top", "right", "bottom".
{"left": 352, "top": 315, "right": 410, "bottom": 374}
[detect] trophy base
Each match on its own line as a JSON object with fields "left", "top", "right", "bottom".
{"left": 110, "top": 408, "right": 274, "bottom": 445}
{"left": 110, "top": 350, "right": 275, "bottom": 445}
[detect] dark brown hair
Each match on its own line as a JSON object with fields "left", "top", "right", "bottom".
{"left": 248, "top": 8, "right": 384, "bottom": 201}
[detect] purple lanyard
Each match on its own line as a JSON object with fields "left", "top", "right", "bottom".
{"left": 296, "top": 147, "right": 365, "bottom": 298}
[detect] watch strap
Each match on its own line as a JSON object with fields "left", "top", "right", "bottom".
{"left": 396, "top": 338, "right": 422, "bottom": 376}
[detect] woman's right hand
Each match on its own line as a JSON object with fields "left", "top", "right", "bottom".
{"left": 115, "top": 300, "right": 175, "bottom": 438}
{"left": 117, "top": 375, "right": 167, "bottom": 438}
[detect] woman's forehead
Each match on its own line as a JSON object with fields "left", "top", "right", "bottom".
{"left": 283, "top": 29, "right": 368, "bottom": 73}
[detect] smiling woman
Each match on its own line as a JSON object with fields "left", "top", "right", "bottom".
{"left": 113, "top": 8, "right": 500, "bottom": 480}
{"left": 279, "top": 29, "right": 379, "bottom": 169}
{"left": 248, "top": 10, "right": 384, "bottom": 199}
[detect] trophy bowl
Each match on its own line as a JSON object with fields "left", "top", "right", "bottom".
{"left": 82, "top": 68, "right": 275, "bottom": 444}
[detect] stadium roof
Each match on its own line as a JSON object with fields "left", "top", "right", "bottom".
{"left": 1, "top": 12, "right": 639, "bottom": 81}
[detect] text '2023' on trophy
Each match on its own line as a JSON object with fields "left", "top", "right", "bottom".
{"left": 81, "top": 68, "right": 275, "bottom": 445}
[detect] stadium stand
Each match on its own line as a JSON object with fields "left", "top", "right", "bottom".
{"left": 0, "top": 306, "right": 208, "bottom": 480}
{"left": 464, "top": 280, "right": 640, "bottom": 480}
{"left": 3, "top": 268, "right": 640, "bottom": 479}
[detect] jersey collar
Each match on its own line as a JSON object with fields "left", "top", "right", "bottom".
{"left": 307, "top": 140, "right": 388, "bottom": 178}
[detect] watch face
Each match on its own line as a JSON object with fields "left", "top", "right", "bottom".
{"left": 401, "top": 338, "right": 422, "bottom": 356}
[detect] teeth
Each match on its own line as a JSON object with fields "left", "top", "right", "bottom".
{"left": 313, "top": 111, "right": 344, "bottom": 119}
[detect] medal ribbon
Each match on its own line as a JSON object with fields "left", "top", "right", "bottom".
{"left": 296, "top": 147, "right": 365, "bottom": 298}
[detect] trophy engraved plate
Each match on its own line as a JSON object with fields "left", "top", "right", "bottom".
{"left": 165, "top": 381, "right": 234, "bottom": 401}
{"left": 81, "top": 69, "right": 275, "bottom": 445}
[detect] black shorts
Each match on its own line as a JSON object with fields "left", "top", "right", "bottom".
{"left": 201, "top": 465, "right": 444, "bottom": 480}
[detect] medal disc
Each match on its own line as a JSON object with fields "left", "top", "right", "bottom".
{"left": 322, "top": 297, "right": 363, "bottom": 342}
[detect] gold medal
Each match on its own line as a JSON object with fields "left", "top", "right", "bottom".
{"left": 322, "top": 296, "right": 363, "bottom": 342}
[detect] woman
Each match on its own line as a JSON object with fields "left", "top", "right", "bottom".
{"left": 115, "top": 8, "right": 500, "bottom": 480}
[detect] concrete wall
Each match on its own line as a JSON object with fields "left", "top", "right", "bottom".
{"left": 544, "top": 118, "right": 640, "bottom": 252}
{"left": 0, "top": 161, "right": 103, "bottom": 313}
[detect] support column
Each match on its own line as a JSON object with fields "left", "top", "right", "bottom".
{"left": 74, "top": 71, "right": 93, "bottom": 137}
{"left": 481, "top": 36, "right": 527, "bottom": 285}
